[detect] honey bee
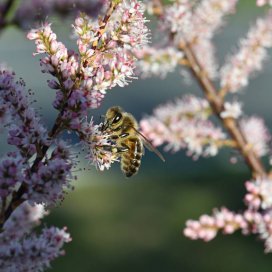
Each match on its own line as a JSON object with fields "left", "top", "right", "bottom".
{"left": 101, "top": 106, "right": 165, "bottom": 177}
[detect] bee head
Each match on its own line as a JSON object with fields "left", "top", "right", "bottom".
{"left": 102, "top": 106, "right": 123, "bottom": 131}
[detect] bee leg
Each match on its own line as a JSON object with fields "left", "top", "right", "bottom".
{"left": 110, "top": 135, "right": 119, "bottom": 140}
{"left": 100, "top": 145, "right": 128, "bottom": 154}
{"left": 113, "top": 144, "right": 129, "bottom": 154}
{"left": 120, "top": 143, "right": 129, "bottom": 152}
{"left": 100, "top": 145, "right": 114, "bottom": 152}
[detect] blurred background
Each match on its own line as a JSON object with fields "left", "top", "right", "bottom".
{"left": 1, "top": 0, "right": 272, "bottom": 271}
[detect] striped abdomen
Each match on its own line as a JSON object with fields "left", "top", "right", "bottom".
{"left": 121, "top": 137, "right": 143, "bottom": 177}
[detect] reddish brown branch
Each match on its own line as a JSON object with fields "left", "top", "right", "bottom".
{"left": 181, "top": 41, "right": 267, "bottom": 178}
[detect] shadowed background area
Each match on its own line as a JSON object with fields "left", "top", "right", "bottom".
{"left": 1, "top": 0, "right": 272, "bottom": 271}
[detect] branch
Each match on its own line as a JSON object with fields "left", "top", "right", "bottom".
{"left": 180, "top": 41, "right": 267, "bottom": 178}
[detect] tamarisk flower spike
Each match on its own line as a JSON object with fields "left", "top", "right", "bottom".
{"left": 133, "top": 46, "right": 184, "bottom": 78}
{"left": 161, "top": 0, "right": 238, "bottom": 78}
{"left": 28, "top": 0, "right": 148, "bottom": 113}
{"left": 140, "top": 95, "right": 228, "bottom": 158}
{"left": 184, "top": 205, "right": 272, "bottom": 253}
{"left": 1, "top": 203, "right": 47, "bottom": 242}
{"left": 0, "top": 202, "right": 71, "bottom": 270}
{"left": 184, "top": 208, "right": 248, "bottom": 242}
{"left": 239, "top": 117, "right": 271, "bottom": 157}
{"left": 245, "top": 178, "right": 272, "bottom": 210}
{"left": 0, "top": 152, "right": 24, "bottom": 198}
{"left": 0, "top": 70, "right": 49, "bottom": 158}
{"left": 24, "top": 141, "right": 74, "bottom": 207}
{"left": 221, "top": 12, "right": 272, "bottom": 93}
{"left": 0, "top": 226, "right": 71, "bottom": 271}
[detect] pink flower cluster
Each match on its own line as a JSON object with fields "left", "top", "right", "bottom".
{"left": 136, "top": 0, "right": 238, "bottom": 79}
{"left": 184, "top": 203, "right": 272, "bottom": 253}
{"left": 240, "top": 117, "right": 271, "bottom": 157}
{"left": 0, "top": 70, "right": 49, "bottom": 158}
{"left": 0, "top": 202, "right": 71, "bottom": 270}
{"left": 245, "top": 178, "right": 272, "bottom": 209}
{"left": 0, "top": 152, "right": 24, "bottom": 198}
{"left": 0, "top": 70, "right": 73, "bottom": 268}
{"left": 0, "top": 70, "right": 74, "bottom": 207}
{"left": 27, "top": 0, "right": 148, "bottom": 130}
{"left": 134, "top": 46, "right": 184, "bottom": 78}
{"left": 164, "top": 0, "right": 237, "bottom": 79}
{"left": 25, "top": 141, "right": 74, "bottom": 207}
{"left": 184, "top": 208, "right": 248, "bottom": 241}
{"left": 140, "top": 95, "right": 227, "bottom": 158}
{"left": 221, "top": 12, "right": 272, "bottom": 93}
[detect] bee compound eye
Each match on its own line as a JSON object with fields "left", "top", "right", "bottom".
{"left": 112, "top": 112, "right": 122, "bottom": 124}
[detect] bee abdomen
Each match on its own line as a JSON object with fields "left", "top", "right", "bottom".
{"left": 122, "top": 158, "right": 142, "bottom": 177}
{"left": 121, "top": 138, "right": 143, "bottom": 177}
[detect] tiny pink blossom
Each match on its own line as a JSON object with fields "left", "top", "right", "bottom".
{"left": 220, "top": 101, "right": 242, "bottom": 119}
{"left": 221, "top": 12, "right": 272, "bottom": 93}
{"left": 240, "top": 117, "right": 271, "bottom": 157}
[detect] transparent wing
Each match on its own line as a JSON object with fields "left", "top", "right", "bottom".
{"left": 130, "top": 126, "right": 165, "bottom": 162}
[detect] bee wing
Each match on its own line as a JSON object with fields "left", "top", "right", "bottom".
{"left": 130, "top": 126, "right": 165, "bottom": 162}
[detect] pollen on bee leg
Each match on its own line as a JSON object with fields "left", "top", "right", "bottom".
{"left": 112, "top": 147, "right": 118, "bottom": 153}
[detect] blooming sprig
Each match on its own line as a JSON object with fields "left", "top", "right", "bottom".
{"left": 184, "top": 204, "right": 272, "bottom": 253}
{"left": 25, "top": 141, "right": 74, "bottom": 207}
{"left": 0, "top": 152, "right": 24, "bottom": 198}
{"left": 163, "top": 0, "right": 192, "bottom": 36}
{"left": 0, "top": 226, "right": 71, "bottom": 271}
{"left": 0, "top": 69, "right": 73, "bottom": 270}
{"left": 163, "top": 0, "right": 238, "bottom": 40}
{"left": 184, "top": 208, "right": 248, "bottom": 242}
{"left": 159, "top": 0, "right": 237, "bottom": 79}
{"left": 134, "top": 46, "right": 184, "bottom": 78}
{"left": 220, "top": 12, "right": 272, "bottom": 93}
{"left": 108, "top": 0, "right": 150, "bottom": 49}
{"left": 1, "top": 203, "right": 46, "bottom": 244}
{"left": 0, "top": 202, "right": 71, "bottom": 270}
{"left": 190, "top": 0, "right": 238, "bottom": 40}
{"left": 0, "top": 70, "right": 49, "bottom": 158}
{"left": 240, "top": 117, "right": 271, "bottom": 157}
{"left": 140, "top": 95, "right": 230, "bottom": 158}
{"left": 28, "top": 0, "right": 148, "bottom": 117}
{"left": 245, "top": 178, "right": 272, "bottom": 209}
